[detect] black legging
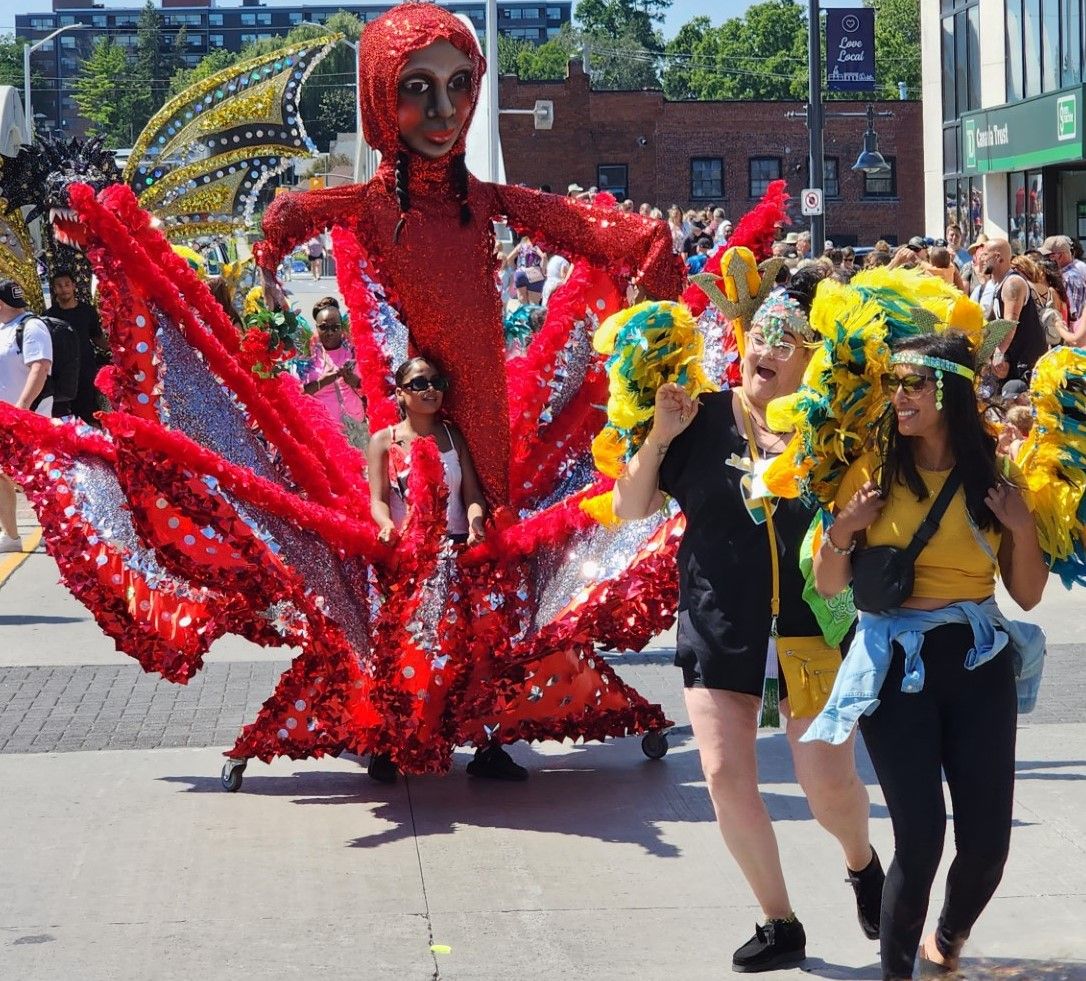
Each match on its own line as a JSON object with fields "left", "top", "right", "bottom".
{"left": 858, "top": 622, "right": 1017, "bottom": 980}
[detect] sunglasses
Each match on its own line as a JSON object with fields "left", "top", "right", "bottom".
{"left": 881, "top": 372, "right": 933, "bottom": 395}
{"left": 402, "top": 375, "right": 449, "bottom": 393}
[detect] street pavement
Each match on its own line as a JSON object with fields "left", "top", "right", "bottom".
{"left": 1, "top": 277, "right": 1085, "bottom": 980}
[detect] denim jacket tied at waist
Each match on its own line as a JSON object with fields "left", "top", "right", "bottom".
{"left": 801, "top": 598, "right": 1046, "bottom": 746}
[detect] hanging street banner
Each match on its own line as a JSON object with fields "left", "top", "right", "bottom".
{"left": 826, "top": 8, "right": 876, "bottom": 92}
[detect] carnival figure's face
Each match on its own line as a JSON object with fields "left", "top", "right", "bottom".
{"left": 397, "top": 40, "right": 476, "bottom": 159}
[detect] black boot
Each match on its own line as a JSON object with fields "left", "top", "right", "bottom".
{"left": 367, "top": 753, "right": 398, "bottom": 784}
{"left": 465, "top": 744, "right": 528, "bottom": 781}
{"left": 731, "top": 916, "right": 806, "bottom": 973}
{"left": 846, "top": 847, "right": 884, "bottom": 940}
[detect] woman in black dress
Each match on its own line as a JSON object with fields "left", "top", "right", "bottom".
{"left": 613, "top": 271, "right": 881, "bottom": 973}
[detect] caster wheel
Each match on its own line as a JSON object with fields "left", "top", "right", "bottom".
{"left": 221, "top": 759, "right": 247, "bottom": 792}
{"left": 641, "top": 731, "right": 669, "bottom": 760}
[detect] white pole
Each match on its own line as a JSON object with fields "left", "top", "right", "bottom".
{"left": 24, "top": 24, "right": 86, "bottom": 142}
{"left": 350, "top": 40, "right": 364, "bottom": 183}
{"left": 485, "top": 0, "right": 499, "bottom": 183}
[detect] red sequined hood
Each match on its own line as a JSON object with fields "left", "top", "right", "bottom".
{"left": 358, "top": 2, "right": 486, "bottom": 162}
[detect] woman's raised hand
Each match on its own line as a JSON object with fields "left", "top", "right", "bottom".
{"left": 647, "top": 382, "right": 699, "bottom": 448}
{"left": 986, "top": 483, "right": 1034, "bottom": 535}
{"left": 834, "top": 480, "right": 886, "bottom": 537}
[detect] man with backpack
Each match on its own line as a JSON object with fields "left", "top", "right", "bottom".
{"left": 0, "top": 280, "right": 53, "bottom": 553}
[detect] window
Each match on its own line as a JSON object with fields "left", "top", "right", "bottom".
{"left": 1008, "top": 170, "right": 1045, "bottom": 251}
{"left": 1063, "top": 0, "right": 1082, "bottom": 86}
{"left": 547, "top": 6, "right": 563, "bottom": 18}
{"left": 863, "top": 157, "right": 897, "bottom": 198}
{"left": 597, "top": 163, "right": 628, "bottom": 199}
{"left": 546, "top": 26, "right": 562, "bottom": 38}
{"left": 210, "top": 34, "right": 225, "bottom": 48}
{"left": 690, "top": 157, "right": 723, "bottom": 200}
{"left": 1041, "top": 0, "right": 1059, "bottom": 93}
{"left": 240, "top": 33, "right": 257, "bottom": 45}
{"left": 1024, "top": 0, "right": 1042, "bottom": 97}
{"left": 748, "top": 156, "right": 781, "bottom": 198}
{"left": 92, "top": 15, "right": 106, "bottom": 28}
{"left": 61, "top": 35, "right": 77, "bottom": 48}
{"left": 521, "top": 7, "right": 541, "bottom": 17}
{"left": 258, "top": 12, "right": 272, "bottom": 25}
{"left": 29, "top": 17, "right": 55, "bottom": 29}
{"left": 508, "top": 8, "right": 523, "bottom": 18}
{"left": 241, "top": 13, "right": 256, "bottom": 26}
{"left": 824, "top": 157, "right": 840, "bottom": 198}
{"left": 289, "top": 12, "right": 303, "bottom": 25}
{"left": 209, "top": 13, "right": 223, "bottom": 26}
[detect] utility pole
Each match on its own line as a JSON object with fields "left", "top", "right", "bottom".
{"left": 807, "top": 0, "right": 825, "bottom": 252}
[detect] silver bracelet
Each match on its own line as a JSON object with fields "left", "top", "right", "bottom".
{"left": 822, "top": 529, "right": 856, "bottom": 556}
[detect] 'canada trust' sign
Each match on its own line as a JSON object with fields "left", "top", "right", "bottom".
{"left": 961, "top": 85, "right": 1084, "bottom": 174}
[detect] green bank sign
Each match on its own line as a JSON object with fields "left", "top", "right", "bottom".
{"left": 962, "top": 86, "right": 1084, "bottom": 174}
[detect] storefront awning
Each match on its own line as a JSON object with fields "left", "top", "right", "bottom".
{"left": 961, "top": 85, "right": 1083, "bottom": 175}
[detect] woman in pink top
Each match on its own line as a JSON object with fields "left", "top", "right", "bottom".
{"left": 300, "top": 297, "right": 367, "bottom": 448}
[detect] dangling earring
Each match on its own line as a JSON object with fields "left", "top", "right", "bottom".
{"left": 935, "top": 369, "right": 944, "bottom": 411}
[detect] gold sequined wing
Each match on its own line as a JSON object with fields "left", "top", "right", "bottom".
{"left": 0, "top": 158, "right": 45, "bottom": 312}
{"left": 124, "top": 34, "right": 342, "bottom": 242}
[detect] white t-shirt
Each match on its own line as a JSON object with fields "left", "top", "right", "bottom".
{"left": 0, "top": 314, "right": 53, "bottom": 415}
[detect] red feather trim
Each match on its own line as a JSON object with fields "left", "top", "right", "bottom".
{"left": 682, "top": 179, "right": 790, "bottom": 316}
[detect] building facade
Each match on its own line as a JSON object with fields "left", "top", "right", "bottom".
{"left": 499, "top": 62, "right": 923, "bottom": 247}
{"left": 17, "top": 0, "right": 571, "bottom": 137}
{"left": 923, "top": 0, "right": 1086, "bottom": 250}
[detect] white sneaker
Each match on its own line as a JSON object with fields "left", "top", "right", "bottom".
{"left": 0, "top": 534, "right": 23, "bottom": 553}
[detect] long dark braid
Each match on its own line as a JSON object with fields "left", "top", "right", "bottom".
{"left": 450, "top": 153, "right": 472, "bottom": 226}
{"left": 393, "top": 151, "right": 410, "bottom": 243}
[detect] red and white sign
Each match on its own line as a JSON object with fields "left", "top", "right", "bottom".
{"left": 801, "top": 188, "right": 824, "bottom": 216}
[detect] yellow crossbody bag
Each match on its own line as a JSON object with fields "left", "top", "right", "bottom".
{"left": 739, "top": 394, "right": 841, "bottom": 719}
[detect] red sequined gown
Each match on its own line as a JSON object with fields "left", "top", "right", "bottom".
{"left": 0, "top": 3, "right": 689, "bottom": 776}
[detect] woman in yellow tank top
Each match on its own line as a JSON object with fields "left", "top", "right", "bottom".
{"left": 813, "top": 331, "right": 1048, "bottom": 980}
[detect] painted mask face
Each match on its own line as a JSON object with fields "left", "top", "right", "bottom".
{"left": 397, "top": 40, "right": 476, "bottom": 159}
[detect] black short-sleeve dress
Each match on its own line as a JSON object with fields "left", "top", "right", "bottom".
{"left": 658, "top": 389, "right": 821, "bottom": 694}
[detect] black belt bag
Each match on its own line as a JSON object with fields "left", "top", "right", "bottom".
{"left": 850, "top": 469, "right": 962, "bottom": 613}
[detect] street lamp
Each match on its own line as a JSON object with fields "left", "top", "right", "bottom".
{"left": 24, "top": 23, "right": 86, "bottom": 142}
{"left": 851, "top": 104, "right": 891, "bottom": 175}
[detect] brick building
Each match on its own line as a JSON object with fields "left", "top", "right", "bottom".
{"left": 498, "top": 61, "right": 924, "bottom": 247}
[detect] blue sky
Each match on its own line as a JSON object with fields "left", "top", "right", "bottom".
{"left": 2, "top": 1, "right": 760, "bottom": 40}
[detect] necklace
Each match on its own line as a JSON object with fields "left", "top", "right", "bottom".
{"left": 739, "top": 391, "right": 789, "bottom": 452}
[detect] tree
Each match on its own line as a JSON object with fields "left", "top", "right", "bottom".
{"left": 0, "top": 34, "right": 45, "bottom": 97}
{"left": 316, "top": 88, "right": 356, "bottom": 140}
{"left": 867, "top": 0, "right": 921, "bottom": 99}
{"left": 516, "top": 28, "right": 577, "bottom": 81}
{"left": 661, "top": 0, "right": 920, "bottom": 102}
{"left": 583, "top": 28, "right": 660, "bottom": 89}
{"left": 661, "top": 16, "right": 710, "bottom": 100}
{"left": 133, "top": 0, "right": 171, "bottom": 128}
{"left": 73, "top": 37, "right": 139, "bottom": 146}
{"left": 497, "top": 33, "right": 532, "bottom": 75}
{"left": 168, "top": 47, "right": 238, "bottom": 98}
{"left": 575, "top": 0, "right": 671, "bottom": 52}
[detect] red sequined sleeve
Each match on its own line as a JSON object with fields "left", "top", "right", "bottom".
{"left": 491, "top": 183, "right": 686, "bottom": 300}
{"left": 255, "top": 185, "right": 369, "bottom": 274}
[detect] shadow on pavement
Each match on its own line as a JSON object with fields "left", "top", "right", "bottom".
{"left": 0, "top": 614, "right": 87, "bottom": 625}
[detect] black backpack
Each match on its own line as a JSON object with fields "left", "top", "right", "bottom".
{"left": 14, "top": 313, "right": 81, "bottom": 404}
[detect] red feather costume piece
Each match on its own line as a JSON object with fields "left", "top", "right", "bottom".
{"left": 0, "top": 2, "right": 691, "bottom": 778}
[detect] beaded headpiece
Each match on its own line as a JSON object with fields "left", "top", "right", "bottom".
{"left": 889, "top": 352, "right": 975, "bottom": 411}
{"left": 751, "top": 292, "right": 815, "bottom": 346}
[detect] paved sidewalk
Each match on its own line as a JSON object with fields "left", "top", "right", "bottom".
{"left": 1, "top": 499, "right": 1085, "bottom": 980}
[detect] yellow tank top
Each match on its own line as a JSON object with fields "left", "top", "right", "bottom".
{"left": 834, "top": 452, "right": 1005, "bottom": 602}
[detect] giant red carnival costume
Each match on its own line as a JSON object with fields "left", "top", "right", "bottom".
{"left": 255, "top": 2, "right": 682, "bottom": 504}
{"left": 0, "top": 2, "right": 698, "bottom": 787}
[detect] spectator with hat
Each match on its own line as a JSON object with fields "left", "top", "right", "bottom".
{"left": 1038, "top": 234, "right": 1086, "bottom": 325}
{"left": 961, "top": 232, "right": 989, "bottom": 297}
{"left": 0, "top": 279, "right": 53, "bottom": 553}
